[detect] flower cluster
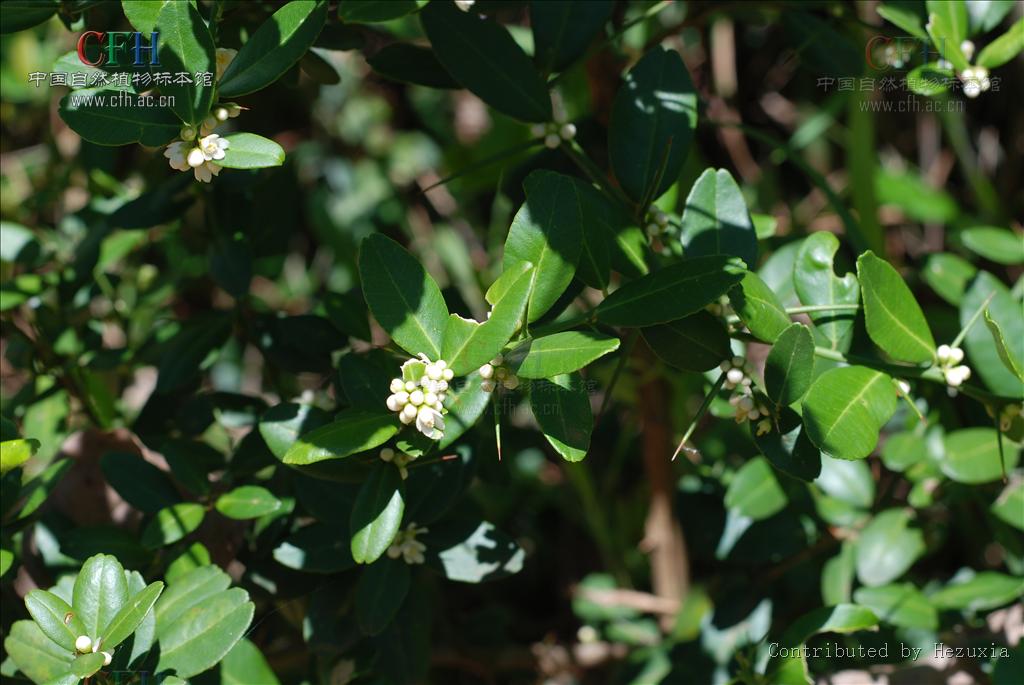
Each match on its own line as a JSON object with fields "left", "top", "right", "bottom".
{"left": 165, "top": 132, "right": 230, "bottom": 183}
{"left": 379, "top": 447, "right": 416, "bottom": 480}
{"left": 720, "top": 356, "right": 753, "bottom": 391}
{"left": 960, "top": 65, "right": 991, "bottom": 99}
{"left": 385, "top": 355, "right": 454, "bottom": 440}
{"left": 531, "top": 120, "right": 577, "bottom": 149}
{"left": 936, "top": 344, "right": 971, "bottom": 387}
{"left": 74, "top": 635, "right": 112, "bottom": 665}
{"left": 387, "top": 523, "right": 428, "bottom": 564}
{"left": 479, "top": 354, "right": 519, "bottom": 393}
{"left": 644, "top": 206, "right": 670, "bottom": 239}
{"left": 721, "top": 356, "right": 771, "bottom": 434}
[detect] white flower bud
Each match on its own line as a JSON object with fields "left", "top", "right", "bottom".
{"left": 748, "top": 409, "right": 761, "bottom": 421}
{"left": 479, "top": 364, "right": 494, "bottom": 379}
{"left": 559, "top": 123, "right": 576, "bottom": 140}
{"left": 960, "top": 40, "right": 975, "bottom": 61}
{"left": 727, "top": 368, "right": 745, "bottom": 385}
{"left": 732, "top": 356, "right": 745, "bottom": 367}
{"left": 424, "top": 392, "right": 438, "bottom": 406}
{"left": 405, "top": 380, "right": 417, "bottom": 392}
{"left": 102, "top": 651, "right": 113, "bottom": 666}
{"left": 442, "top": 368, "right": 454, "bottom": 381}
{"left": 455, "top": 0, "right": 475, "bottom": 11}
{"left": 409, "top": 389, "right": 424, "bottom": 406}
{"left": 937, "top": 344, "right": 951, "bottom": 363}
{"left": 390, "top": 378, "right": 405, "bottom": 393}
{"left": 386, "top": 394, "right": 402, "bottom": 412}
{"left": 896, "top": 379, "right": 911, "bottom": 395}
{"left": 728, "top": 395, "right": 742, "bottom": 406}
{"left": 481, "top": 379, "right": 496, "bottom": 393}
{"left": 719, "top": 361, "right": 731, "bottom": 373}
{"left": 399, "top": 411, "right": 415, "bottom": 425}
{"left": 964, "top": 80, "right": 981, "bottom": 98}
{"left": 187, "top": 148, "right": 206, "bottom": 168}
{"left": 379, "top": 448, "right": 394, "bottom": 462}
{"left": 437, "top": 380, "right": 449, "bottom": 391}
{"left": 402, "top": 403, "right": 418, "bottom": 420}
{"left": 76, "top": 636, "right": 92, "bottom": 653}
{"left": 179, "top": 125, "right": 196, "bottom": 140}
{"left": 739, "top": 396, "right": 754, "bottom": 411}
{"left": 949, "top": 347, "right": 964, "bottom": 364}
{"left": 544, "top": 133, "right": 560, "bottom": 149}
{"left": 214, "top": 107, "right": 229, "bottom": 122}
{"left": 427, "top": 364, "right": 443, "bottom": 381}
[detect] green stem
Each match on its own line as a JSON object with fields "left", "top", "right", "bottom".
{"left": 726, "top": 303, "right": 860, "bottom": 324}
{"left": 672, "top": 372, "right": 727, "bottom": 461}
{"left": 529, "top": 309, "right": 596, "bottom": 337}
{"left": 596, "top": 329, "right": 638, "bottom": 422}
{"left": 562, "top": 139, "right": 633, "bottom": 208}
{"left": 951, "top": 290, "right": 995, "bottom": 349}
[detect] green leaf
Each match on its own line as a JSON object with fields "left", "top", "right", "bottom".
{"left": 3, "top": 621, "right": 74, "bottom": 685}
{"left": 101, "top": 581, "right": 163, "bottom": 650}
{"left": 568, "top": 178, "right": 613, "bottom": 291}
{"left": 855, "top": 509, "right": 925, "bottom": 586}
{"left": 679, "top": 168, "right": 758, "bottom": 268}
{"left": 73, "top": 554, "right": 128, "bottom": 640}
{"left": 962, "top": 272, "right": 1023, "bottom": 398}
{"left": 25, "top": 590, "right": 84, "bottom": 651}
{"left": 220, "top": 638, "right": 281, "bottom": 685}
{"left": 641, "top": 311, "right": 730, "bottom": 372}
{"left": 156, "top": 0, "right": 215, "bottom": 125}
{"left": 609, "top": 46, "right": 697, "bottom": 204}
{"left": 405, "top": 446, "right": 470, "bottom": 524}
{"left": 219, "top": 1, "right": 327, "bottom": 97}
{"left": 754, "top": 408, "right": 821, "bottom": 482}
{"left": 930, "top": 571, "right": 1024, "bottom": 611}
{"left": 216, "top": 133, "right": 286, "bottom": 170}
{"left": 58, "top": 89, "right": 180, "bottom": 146}
{"left": 367, "top": 43, "right": 459, "bottom": 88}
{"left": 100, "top": 452, "right": 180, "bottom": 514}
{"left": 350, "top": 463, "right": 405, "bottom": 564}
{"left": 273, "top": 523, "right": 356, "bottom": 573}
{"left": 597, "top": 256, "right": 745, "bottom": 327}
{"left": 425, "top": 519, "right": 525, "bottom": 583}
{"left": 764, "top": 323, "right": 815, "bottom": 407}
{"left": 1, "top": 438, "right": 38, "bottom": 475}
{"left": 437, "top": 373, "right": 491, "bottom": 450}
{"left": 821, "top": 541, "right": 855, "bottom": 605}
{"left": 356, "top": 558, "right": 411, "bottom": 635}
{"left": 530, "top": 372, "right": 593, "bottom": 462}
{"left": 71, "top": 652, "right": 105, "bottom": 678}
{"left": 156, "top": 587, "right": 254, "bottom": 679}
{"left": 967, "top": 0, "right": 1016, "bottom": 34}
{"left": 803, "top": 367, "right": 897, "bottom": 460}
{"left": 359, "top": 233, "right": 448, "bottom": 358}
{"left": 923, "top": 252, "right": 976, "bottom": 306}
{"left": 503, "top": 171, "right": 583, "bottom": 323}
{"left": 0, "top": 0, "right": 57, "bottom": 34}
{"left": 857, "top": 251, "right": 936, "bottom": 363}
{"left": 531, "top": 0, "right": 613, "bottom": 72}
{"left": 794, "top": 232, "right": 860, "bottom": 352}
{"left": 442, "top": 263, "right": 532, "bottom": 375}
{"left": 729, "top": 270, "right": 791, "bottom": 343}
{"left": 977, "top": 18, "right": 1024, "bottom": 68}
{"left": 877, "top": 2, "right": 928, "bottom": 38}
{"left": 339, "top": 0, "right": 419, "bottom": 23}
{"left": 986, "top": 309, "right": 1024, "bottom": 381}
{"left": 816, "top": 455, "right": 875, "bottom": 510}
{"left": 215, "top": 486, "right": 283, "bottom": 520}
{"left": 992, "top": 480, "right": 1024, "bottom": 531}
{"left": 123, "top": 0, "right": 174, "bottom": 33}
{"left": 926, "top": 8, "right": 969, "bottom": 71}
{"left": 725, "top": 457, "right": 787, "bottom": 520}
{"left": 768, "top": 604, "right": 879, "bottom": 685}
{"left": 141, "top": 503, "right": 205, "bottom": 548}
{"left": 156, "top": 314, "right": 232, "bottom": 393}
{"left": 906, "top": 61, "right": 953, "bottom": 96}
{"left": 155, "top": 566, "right": 230, "bottom": 630}
{"left": 420, "top": 0, "right": 551, "bottom": 122}
{"left": 853, "top": 583, "right": 937, "bottom": 630}
{"left": 259, "top": 403, "right": 331, "bottom": 460}
{"left": 960, "top": 226, "right": 1024, "bottom": 266}
{"left": 881, "top": 432, "right": 929, "bottom": 472}
{"left": 282, "top": 410, "right": 398, "bottom": 465}
{"left": 508, "top": 331, "right": 619, "bottom": 379}
{"left": 941, "top": 428, "right": 1020, "bottom": 484}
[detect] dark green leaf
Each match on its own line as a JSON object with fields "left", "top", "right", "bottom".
{"left": 679, "top": 168, "right": 758, "bottom": 268}
{"left": 941, "top": 428, "right": 1020, "bottom": 484}
{"left": 101, "top": 581, "right": 163, "bottom": 650}
{"left": 641, "top": 311, "right": 730, "bottom": 372}
{"left": 25, "top": 590, "right": 84, "bottom": 651}
{"left": 609, "top": 46, "right": 697, "bottom": 204}
{"left": 219, "top": 0, "right": 328, "bottom": 97}
{"left": 273, "top": 523, "right": 355, "bottom": 573}
{"left": 856, "top": 509, "right": 925, "bottom": 586}
{"left": 140, "top": 503, "right": 205, "bottom": 548}
{"left": 156, "top": 0, "right": 215, "bottom": 125}
{"left": 803, "top": 367, "right": 897, "bottom": 460}
{"left": 71, "top": 652, "right": 105, "bottom": 678}
{"left": 156, "top": 314, "right": 232, "bottom": 393}
{"left": 339, "top": 0, "right": 418, "bottom": 23}
{"left": 724, "top": 457, "right": 787, "bottom": 520}
{"left": 58, "top": 89, "right": 180, "bottom": 146}
{"left": 368, "top": 43, "right": 459, "bottom": 88}
{"left": 754, "top": 408, "right": 821, "bottom": 482}
{"left": 282, "top": 410, "right": 398, "bottom": 465}
{"left": 531, "top": 0, "right": 613, "bottom": 72}
{"left": 794, "top": 232, "right": 859, "bottom": 352}
{"left": 156, "top": 587, "right": 254, "bottom": 679}
{"left": 530, "top": 372, "right": 592, "bottom": 462}
{"left": 0, "top": 0, "right": 57, "bottom": 34}
{"left": 72, "top": 554, "right": 128, "bottom": 640}
{"left": 764, "top": 323, "right": 815, "bottom": 407}
{"left": 729, "top": 270, "right": 791, "bottom": 343}
{"left": 215, "top": 486, "right": 283, "bottom": 519}
{"left": 424, "top": 519, "right": 525, "bottom": 583}
{"left": 100, "top": 452, "right": 180, "bottom": 514}
{"left": 219, "top": 133, "right": 286, "bottom": 169}
{"left": 858, "top": 251, "right": 936, "bottom": 363}
{"left": 420, "top": 1, "right": 551, "bottom": 122}
{"left": 356, "top": 558, "right": 410, "bottom": 635}
{"left": 508, "top": 331, "right": 619, "bottom": 379}
{"left": 350, "top": 463, "right": 405, "bottom": 564}
{"left": 437, "top": 373, "right": 491, "bottom": 450}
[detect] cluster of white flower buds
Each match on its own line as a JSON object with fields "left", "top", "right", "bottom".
{"left": 960, "top": 65, "right": 991, "bottom": 99}
{"left": 387, "top": 523, "right": 428, "bottom": 564}
{"left": 720, "top": 356, "right": 772, "bottom": 435}
{"left": 479, "top": 354, "right": 519, "bottom": 393}
{"left": 936, "top": 344, "right": 971, "bottom": 387}
{"left": 199, "top": 103, "right": 242, "bottom": 136}
{"left": 720, "top": 356, "right": 752, "bottom": 391}
{"left": 74, "top": 634, "right": 112, "bottom": 665}
{"left": 379, "top": 447, "right": 416, "bottom": 480}
{"left": 645, "top": 206, "right": 671, "bottom": 239}
{"left": 531, "top": 120, "right": 577, "bottom": 149}
{"left": 386, "top": 355, "right": 454, "bottom": 440}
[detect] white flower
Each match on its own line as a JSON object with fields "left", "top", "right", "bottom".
{"left": 164, "top": 141, "right": 190, "bottom": 171}
{"left": 387, "top": 523, "right": 428, "bottom": 564}
{"left": 544, "top": 133, "right": 560, "bottom": 149}
{"left": 386, "top": 356, "right": 454, "bottom": 439}
{"left": 479, "top": 355, "right": 517, "bottom": 393}
{"left": 102, "top": 651, "right": 113, "bottom": 666}
{"left": 960, "top": 40, "right": 975, "bottom": 61}
{"left": 559, "top": 123, "right": 576, "bottom": 141}
{"left": 721, "top": 356, "right": 752, "bottom": 390}
{"left": 75, "top": 635, "right": 92, "bottom": 653}
{"left": 416, "top": 405, "right": 445, "bottom": 440}
{"left": 164, "top": 137, "right": 225, "bottom": 183}
{"left": 199, "top": 133, "right": 229, "bottom": 162}
{"left": 215, "top": 48, "right": 237, "bottom": 80}
{"left": 896, "top": 379, "right": 911, "bottom": 395}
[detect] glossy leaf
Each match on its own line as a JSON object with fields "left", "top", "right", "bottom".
{"left": 219, "top": 0, "right": 327, "bottom": 98}
{"left": 802, "top": 367, "right": 897, "bottom": 460}
{"left": 755, "top": 408, "right": 821, "bottom": 482}
{"left": 220, "top": 638, "right": 281, "bottom": 685}
{"left": 3, "top": 621, "right": 74, "bottom": 685}
{"left": 100, "top": 451, "right": 180, "bottom": 514}
{"left": 503, "top": 171, "right": 582, "bottom": 323}
{"left": 442, "top": 263, "right": 532, "bottom": 375}
{"left": 282, "top": 410, "right": 398, "bottom": 465}
{"left": 356, "top": 558, "right": 410, "bottom": 635}
{"left": 992, "top": 480, "right": 1024, "bottom": 531}
{"left": 930, "top": 571, "right": 1024, "bottom": 611}
{"left": 359, "top": 233, "right": 448, "bottom": 359}
{"left": 961, "top": 226, "right": 1024, "bottom": 265}
{"left": 568, "top": 177, "right": 613, "bottom": 290}
{"left": 1, "top": 438, "right": 38, "bottom": 475}
{"left": 985, "top": 310, "right": 1024, "bottom": 382}
{"left": 508, "top": 331, "right": 619, "bottom": 379}
{"left": 923, "top": 252, "right": 976, "bottom": 306}
{"left": 768, "top": 604, "right": 879, "bottom": 685}
{"left": 852, "top": 583, "right": 937, "bottom": 630}
{"left": 350, "top": 463, "right": 405, "bottom": 564}
{"left": 961, "top": 272, "right": 1023, "bottom": 398}
{"left": 609, "top": 46, "right": 697, "bottom": 204}
{"left": 101, "top": 581, "right": 163, "bottom": 650}
{"left": 729, "top": 270, "right": 791, "bottom": 343}
{"left": 156, "top": 587, "right": 254, "bottom": 678}
{"left": 531, "top": 0, "right": 613, "bottom": 72}
{"left": 58, "top": 89, "right": 180, "bottom": 146}
{"left": 425, "top": 519, "right": 525, "bottom": 583}
{"left": 530, "top": 372, "right": 592, "bottom": 462}
{"left": 941, "top": 428, "right": 1020, "bottom": 484}
{"left": 1, "top": 0, "right": 58, "bottom": 34}
{"left": 641, "top": 311, "right": 730, "bottom": 372}
{"left": 141, "top": 503, "right": 205, "bottom": 549}
{"left": 339, "top": 0, "right": 419, "bottom": 23}
{"left": 71, "top": 652, "right": 105, "bottom": 678}
{"left": 679, "top": 168, "right": 758, "bottom": 268}
{"left": 821, "top": 541, "right": 855, "bottom": 605}
{"left": 794, "top": 232, "right": 859, "bottom": 351}
{"left": 156, "top": 314, "right": 232, "bottom": 393}
{"left": 259, "top": 403, "right": 332, "bottom": 460}
{"left": 218, "top": 133, "right": 286, "bottom": 170}
{"left": 437, "top": 374, "right": 491, "bottom": 450}
{"left": 855, "top": 509, "right": 925, "bottom": 586}
{"left": 273, "top": 523, "right": 355, "bottom": 573}
{"left": 215, "top": 486, "right": 283, "bottom": 520}
{"left": 725, "top": 457, "right": 787, "bottom": 520}
{"left": 25, "top": 590, "right": 83, "bottom": 651}
{"left": 73, "top": 554, "right": 128, "bottom": 640}
{"left": 764, "top": 323, "right": 814, "bottom": 407}
{"left": 597, "top": 256, "right": 745, "bottom": 327}
{"left": 156, "top": 0, "right": 215, "bottom": 125}
{"left": 977, "top": 17, "right": 1024, "bottom": 68}
{"left": 858, "top": 251, "right": 936, "bottom": 362}
{"left": 420, "top": 1, "right": 551, "bottom": 122}
{"left": 367, "top": 43, "right": 459, "bottom": 88}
